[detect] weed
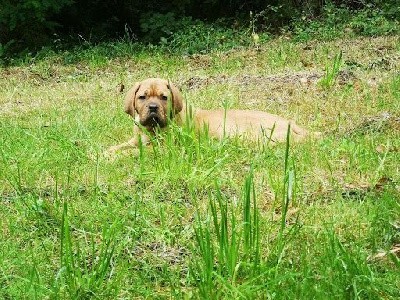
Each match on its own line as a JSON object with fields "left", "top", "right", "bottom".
{"left": 319, "top": 51, "right": 343, "bottom": 89}
{"left": 191, "top": 167, "right": 262, "bottom": 298}
{"left": 52, "top": 201, "right": 122, "bottom": 298}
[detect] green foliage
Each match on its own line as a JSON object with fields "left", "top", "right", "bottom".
{"left": 293, "top": 2, "right": 400, "bottom": 41}
{"left": 350, "top": 7, "right": 400, "bottom": 36}
{"left": 0, "top": 40, "right": 14, "bottom": 65}
{"left": 1, "top": 0, "right": 399, "bottom": 59}
{"left": 139, "top": 12, "right": 180, "bottom": 44}
{"left": 0, "top": 0, "right": 71, "bottom": 30}
{"left": 165, "top": 20, "right": 261, "bottom": 55}
{"left": 0, "top": 0, "right": 72, "bottom": 49}
{"left": 138, "top": 14, "right": 264, "bottom": 55}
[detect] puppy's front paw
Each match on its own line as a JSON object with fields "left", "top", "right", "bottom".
{"left": 104, "top": 144, "right": 141, "bottom": 160}
{"left": 104, "top": 145, "right": 121, "bottom": 160}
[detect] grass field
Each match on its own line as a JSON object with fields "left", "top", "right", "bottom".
{"left": 1, "top": 35, "right": 399, "bottom": 299}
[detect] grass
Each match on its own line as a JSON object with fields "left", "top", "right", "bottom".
{"left": 0, "top": 34, "right": 400, "bottom": 299}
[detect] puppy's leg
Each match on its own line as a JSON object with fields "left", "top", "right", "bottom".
{"left": 105, "top": 134, "right": 149, "bottom": 158}
{"left": 107, "top": 137, "right": 139, "bottom": 153}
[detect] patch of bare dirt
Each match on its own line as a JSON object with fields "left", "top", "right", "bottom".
{"left": 124, "top": 241, "right": 189, "bottom": 271}
{"left": 181, "top": 71, "right": 324, "bottom": 90}
{"left": 345, "top": 112, "right": 400, "bottom": 136}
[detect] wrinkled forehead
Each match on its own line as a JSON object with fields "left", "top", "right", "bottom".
{"left": 137, "top": 80, "right": 170, "bottom": 96}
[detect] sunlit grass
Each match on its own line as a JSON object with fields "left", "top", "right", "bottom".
{"left": 0, "top": 35, "right": 399, "bottom": 298}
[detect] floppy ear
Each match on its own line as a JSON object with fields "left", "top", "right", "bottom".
{"left": 167, "top": 81, "right": 183, "bottom": 114}
{"left": 124, "top": 82, "right": 141, "bottom": 117}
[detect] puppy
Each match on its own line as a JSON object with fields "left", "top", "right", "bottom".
{"left": 108, "top": 78, "right": 313, "bottom": 154}
{"left": 107, "top": 78, "right": 183, "bottom": 153}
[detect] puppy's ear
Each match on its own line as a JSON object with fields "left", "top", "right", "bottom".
{"left": 167, "top": 81, "right": 183, "bottom": 114}
{"left": 124, "top": 82, "right": 141, "bottom": 117}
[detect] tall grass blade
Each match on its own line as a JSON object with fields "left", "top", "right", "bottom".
{"left": 280, "top": 123, "right": 291, "bottom": 234}
{"left": 319, "top": 51, "right": 343, "bottom": 89}
{"left": 55, "top": 201, "right": 121, "bottom": 298}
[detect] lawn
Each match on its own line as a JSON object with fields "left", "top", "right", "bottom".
{"left": 0, "top": 35, "right": 399, "bottom": 299}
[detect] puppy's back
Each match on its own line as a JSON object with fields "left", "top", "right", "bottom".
{"left": 194, "top": 109, "right": 309, "bottom": 143}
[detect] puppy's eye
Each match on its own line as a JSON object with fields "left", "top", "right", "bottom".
{"left": 161, "top": 95, "right": 168, "bottom": 101}
{"left": 138, "top": 95, "right": 146, "bottom": 100}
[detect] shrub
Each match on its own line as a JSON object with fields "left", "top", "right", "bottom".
{"left": 292, "top": 2, "right": 400, "bottom": 41}
{"left": 0, "top": 0, "right": 73, "bottom": 52}
{"left": 164, "top": 19, "right": 257, "bottom": 55}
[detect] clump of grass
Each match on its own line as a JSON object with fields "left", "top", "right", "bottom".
{"left": 191, "top": 167, "right": 261, "bottom": 298}
{"left": 52, "top": 201, "right": 122, "bottom": 298}
{"left": 319, "top": 51, "right": 343, "bottom": 89}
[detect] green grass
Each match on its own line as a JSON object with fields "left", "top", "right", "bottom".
{"left": 1, "top": 35, "right": 400, "bottom": 299}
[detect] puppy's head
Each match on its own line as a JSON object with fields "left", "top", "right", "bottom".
{"left": 124, "top": 78, "right": 183, "bottom": 129}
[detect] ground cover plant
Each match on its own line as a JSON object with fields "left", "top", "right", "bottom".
{"left": 1, "top": 33, "right": 399, "bottom": 298}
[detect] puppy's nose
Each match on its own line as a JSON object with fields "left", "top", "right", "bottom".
{"left": 149, "top": 103, "right": 158, "bottom": 113}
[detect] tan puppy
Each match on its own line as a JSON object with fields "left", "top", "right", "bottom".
{"left": 108, "top": 78, "right": 312, "bottom": 154}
